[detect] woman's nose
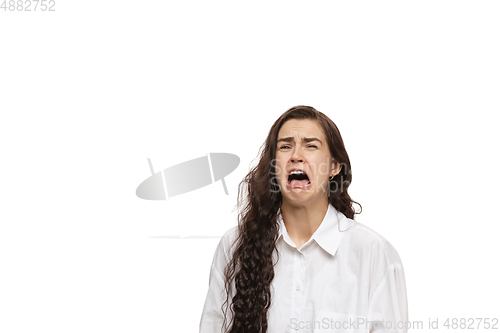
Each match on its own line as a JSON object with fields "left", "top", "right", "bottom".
{"left": 290, "top": 149, "right": 304, "bottom": 163}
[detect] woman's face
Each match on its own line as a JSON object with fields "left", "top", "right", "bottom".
{"left": 275, "top": 119, "right": 340, "bottom": 205}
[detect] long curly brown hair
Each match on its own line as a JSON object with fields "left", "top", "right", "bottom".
{"left": 221, "top": 105, "right": 361, "bottom": 333}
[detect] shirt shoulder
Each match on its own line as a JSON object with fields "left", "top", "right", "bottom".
{"left": 212, "top": 226, "right": 239, "bottom": 272}
{"left": 341, "top": 218, "right": 404, "bottom": 269}
{"left": 221, "top": 225, "right": 239, "bottom": 251}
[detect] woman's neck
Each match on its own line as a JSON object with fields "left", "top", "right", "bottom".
{"left": 280, "top": 198, "right": 329, "bottom": 249}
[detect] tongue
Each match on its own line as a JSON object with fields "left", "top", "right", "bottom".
{"left": 290, "top": 179, "right": 310, "bottom": 187}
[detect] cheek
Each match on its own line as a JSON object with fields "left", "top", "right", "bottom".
{"left": 311, "top": 159, "right": 331, "bottom": 179}
{"left": 280, "top": 165, "right": 287, "bottom": 180}
{"left": 273, "top": 161, "right": 286, "bottom": 179}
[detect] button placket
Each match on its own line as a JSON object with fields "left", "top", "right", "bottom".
{"left": 290, "top": 249, "right": 306, "bottom": 332}
{"left": 295, "top": 251, "right": 305, "bottom": 292}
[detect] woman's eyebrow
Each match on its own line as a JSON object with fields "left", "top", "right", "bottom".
{"left": 277, "top": 137, "right": 322, "bottom": 144}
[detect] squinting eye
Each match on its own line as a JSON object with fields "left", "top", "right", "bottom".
{"left": 279, "top": 145, "right": 316, "bottom": 149}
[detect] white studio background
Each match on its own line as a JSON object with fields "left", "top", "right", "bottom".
{"left": 1, "top": 1, "right": 499, "bottom": 332}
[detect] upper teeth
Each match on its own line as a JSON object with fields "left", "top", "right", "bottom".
{"left": 290, "top": 170, "right": 306, "bottom": 175}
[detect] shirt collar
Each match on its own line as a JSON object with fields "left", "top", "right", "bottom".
{"left": 277, "top": 203, "right": 355, "bottom": 257}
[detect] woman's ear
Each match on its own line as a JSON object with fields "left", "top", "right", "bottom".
{"left": 331, "top": 160, "right": 342, "bottom": 178}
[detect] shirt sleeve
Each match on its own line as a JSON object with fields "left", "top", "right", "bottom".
{"left": 367, "top": 239, "right": 409, "bottom": 333}
{"left": 199, "top": 228, "right": 236, "bottom": 333}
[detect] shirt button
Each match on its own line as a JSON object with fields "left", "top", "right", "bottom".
{"left": 296, "top": 286, "right": 300, "bottom": 291}
{"left": 295, "top": 327, "right": 299, "bottom": 331}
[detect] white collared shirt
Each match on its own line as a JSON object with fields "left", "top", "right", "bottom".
{"left": 200, "top": 203, "right": 408, "bottom": 333}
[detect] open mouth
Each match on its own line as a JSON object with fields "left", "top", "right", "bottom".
{"left": 287, "top": 170, "right": 311, "bottom": 188}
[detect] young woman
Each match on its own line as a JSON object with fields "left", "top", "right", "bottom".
{"left": 200, "top": 106, "right": 408, "bottom": 333}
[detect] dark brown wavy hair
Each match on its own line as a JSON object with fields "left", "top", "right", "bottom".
{"left": 221, "top": 105, "right": 361, "bottom": 333}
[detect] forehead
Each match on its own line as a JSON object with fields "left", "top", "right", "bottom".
{"left": 278, "top": 119, "right": 325, "bottom": 138}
